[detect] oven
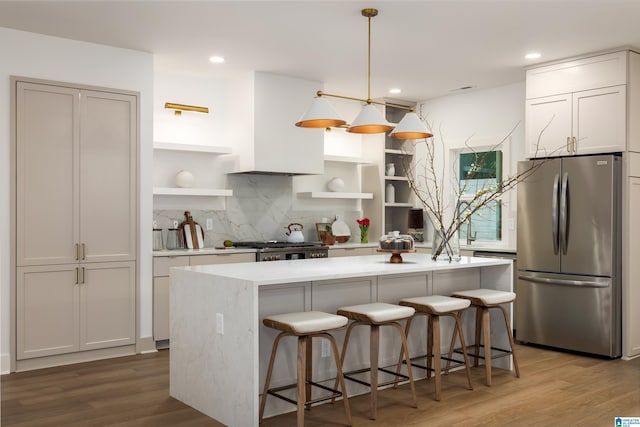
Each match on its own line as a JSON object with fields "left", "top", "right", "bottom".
{"left": 234, "top": 241, "right": 329, "bottom": 262}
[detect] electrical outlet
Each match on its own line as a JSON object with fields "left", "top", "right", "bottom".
{"left": 216, "top": 313, "right": 224, "bottom": 334}
{"left": 206, "top": 218, "right": 213, "bottom": 231}
{"left": 321, "top": 339, "right": 331, "bottom": 357}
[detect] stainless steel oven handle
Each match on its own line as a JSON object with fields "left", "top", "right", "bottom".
{"left": 518, "top": 274, "right": 608, "bottom": 288}
{"left": 552, "top": 173, "right": 560, "bottom": 255}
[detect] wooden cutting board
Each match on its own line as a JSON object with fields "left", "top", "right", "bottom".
{"left": 179, "top": 211, "right": 204, "bottom": 249}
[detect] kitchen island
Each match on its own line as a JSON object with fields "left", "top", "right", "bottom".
{"left": 169, "top": 254, "right": 513, "bottom": 426}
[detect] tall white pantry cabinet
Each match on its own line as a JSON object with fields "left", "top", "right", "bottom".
{"left": 525, "top": 49, "right": 640, "bottom": 358}
{"left": 12, "top": 79, "right": 138, "bottom": 370}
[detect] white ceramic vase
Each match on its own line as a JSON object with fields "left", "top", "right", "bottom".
{"left": 327, "top": 177, "right": 345, "bottom": 192}
{"left": 175, "top": 170, "right": 195, "bottom": 188}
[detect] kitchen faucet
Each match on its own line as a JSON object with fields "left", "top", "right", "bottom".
{"left": 458, "top": 201, "right": 477, "bottom": 245}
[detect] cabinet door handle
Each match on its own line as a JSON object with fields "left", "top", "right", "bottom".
{"left": 81, "top": 267, "right": 85, "bottom": 284}
{"left": 572, "top": 136, "right": 576, "bottom": 153}
{"left": 75, "top": 267, "right": 79, "bottom": 285}
{"left": 75, "top": 243, "right": 79, "bottom": 261}
{"left": 82, "top": 243, "right": 86, "bottom": 260}
{"left": 566, "top": 136, "right": 571, "bottom": 152}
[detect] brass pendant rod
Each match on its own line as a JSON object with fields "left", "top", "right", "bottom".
{"left": 316, "top": 90, "right": 414, "bottom": 112}
{"left": 367, "top": 9, "right": 372, "bottom": 102}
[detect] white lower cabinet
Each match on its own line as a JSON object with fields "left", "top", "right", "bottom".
{"left": 153, "top": 253, "right": 255, "bottom": 342}
{"left": 16, "top": 261, "right": 135, "bottom": 360}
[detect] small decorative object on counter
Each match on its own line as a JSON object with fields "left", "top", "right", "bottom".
{"left": 431, "top": 229, "right": 461, "bottom": 262}
{"left": 175, "top": 169, "right": 195, "bottom": 188}
{"left": 327, "top": 176, "right": 345, "bottom": 192}
{"left": 356, "top": 217, "right": 370, "bottom": 243}
{"left": 331, "top": 215, "right": 351, "bottom": 243}
{"left": 153, "top": 221, "right": 164, "bottom": 250}
{"left": 385, "top": 183, "right": 395, "bottom": 203}
{"left": 377, "top": 231, "right": 415, "bottom": 263}
{"left": 166, "top": 228, "right": 180, "bottom": 250}
{"left": 385, "top": 163, "right": 395, "bottom": 176}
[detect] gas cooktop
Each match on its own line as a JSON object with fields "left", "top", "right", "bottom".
{"left": 233, "top": 241, "right": 322, "bottom": 249}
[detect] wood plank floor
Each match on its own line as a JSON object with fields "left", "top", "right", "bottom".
{"left": 2, "top": 344, "right": 639, "bottom": 426}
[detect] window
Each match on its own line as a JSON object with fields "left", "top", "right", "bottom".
{"left": 457, "top": 150, "right": 503, "bottom": 242}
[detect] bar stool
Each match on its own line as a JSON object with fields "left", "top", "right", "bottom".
{"left": 451, "top": 289, "right": 520, "bottom": 386}
{"left": 398, "top": 295, "right": 473, "bottom": 401}
{"left": 259, "top": 311, "right": 352, "bottom": 427}
{"left": 335, "top": 302, "right": 417, "bottom": 420}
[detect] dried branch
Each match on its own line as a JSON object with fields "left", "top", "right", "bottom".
{"left": 402, "top": 117, "right": 553, "bottom": 262}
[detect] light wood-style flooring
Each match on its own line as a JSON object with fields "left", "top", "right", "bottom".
{"left": 2, "top": 344, "right": 639, "bottom": 426}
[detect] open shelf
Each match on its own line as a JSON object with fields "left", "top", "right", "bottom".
{"left": 385, "top": 176, "right": 409, "bottom": 181}
{"left": 153, "top": 187, "right": 233, "bottom": 197}
{"left": 384, "top": 148, "right": 413, "bottom": 156}
{"left": 384, "top": 202, "right": 414, "bottom": 207}
{"left": 153, "top": 142, "right": 232, "bottom": 154}
{"left": 297, "top": 191, "right": 373, "bottom": 200}
{"left": 323, "top": 154, "right": 371, "bottom": 164}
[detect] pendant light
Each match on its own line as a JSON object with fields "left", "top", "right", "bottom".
{"left": 296, "top": 8, "right": 432, "bottom": 140}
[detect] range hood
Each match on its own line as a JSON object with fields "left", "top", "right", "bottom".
{"left": 227, "top": 71, "right": 325, "bottom": 175}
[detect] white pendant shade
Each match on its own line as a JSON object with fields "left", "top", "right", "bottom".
{"left": 295, "top": 97, "right": 346, "bottom": 128}
{"left": 389, "top": 112, "right": 433, "bottom": 140}
{"left": 347, "top": 104, "right": 394, "bottom": 134}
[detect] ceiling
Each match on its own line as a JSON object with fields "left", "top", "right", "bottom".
{"left": 2, "top": 1, "right": 640, "bottom": 101}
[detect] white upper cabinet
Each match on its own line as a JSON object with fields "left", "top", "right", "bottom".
{"left": 525, "top": 51, "right": 629, "bottom": 158}
{"left": 526, "top": 86, "right": 626, "bottom": 157}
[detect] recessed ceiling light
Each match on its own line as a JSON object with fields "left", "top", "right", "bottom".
{"left": 209, "top": 56, "right": 225, "bottom": 64}
{"left": 525, "top": 52, "right": 541, "bottom": 60}
{"left": 389, "top": 88, "right": 401, "bottom": 94}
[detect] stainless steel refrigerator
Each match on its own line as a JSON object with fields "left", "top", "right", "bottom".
{"left": 516, "top": 154, "right": 621, "bottom": 357}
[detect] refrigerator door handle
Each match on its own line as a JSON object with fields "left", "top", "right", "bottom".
{"left": 518, "top": 274, "right": 609, "bottom": 288}
{"left": 552, "top": 173, "right": 560, "bottom": 254}
{"left": 559, "top": 172, "right": 569, "bottom": 255}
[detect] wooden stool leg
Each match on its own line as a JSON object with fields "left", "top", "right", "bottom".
{"left": 259, "top": 332, "right": 286, "bottom": 423}
{"left": 297, "top": 336, "right": 307, "bottom": 427}
{"left": 394, "top": 316, "right": 414, "bottom": 385}
{"left": 474, "top": 306, "right": 482, "bottom": 367}
{"left": 498, "top": 305, "right": 520, "bottom": 378}
{"left": 426, "top": 315, "right": 433, "bottom": 379}
{"left": 481, "top": 308, "right": 492, "bottom": 386}
{"left": 391, "top": 321, "right": 418, "bottom": 408}
{"left": 333, "top": 322, "right": 357, "bottom": 403}
{"left": 323, "top": 333, "right": 352, "bottom": 426}
{"left": 445, "top": 314, "right": 457, "bottom": 374}
{"left": 432, "top": 315, "right": 441, "bottom": 401}
{"left": 305, "top": 338, "right": 313, "bottom": 410}
{"left": 369, "top": 324, "right": 379, "bottom": 420}
{"left": 454, "top": 312, "right": 474, "bottom": 391}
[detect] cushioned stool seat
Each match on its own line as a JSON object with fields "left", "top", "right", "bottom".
{"left": 451, "top": 289, "right": 520, "bottom": 386}
{"left": 399, "top": 295, "right": 473, "bottom": 400}
{"left": 336, "top": 302, "right": 417, "bottom": 420}
{"left": 259, "top": 311, "right": 352, "bottom": 427}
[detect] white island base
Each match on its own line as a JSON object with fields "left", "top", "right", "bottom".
{"left": 170, "top": 254, "right": 514, "bottom": 426}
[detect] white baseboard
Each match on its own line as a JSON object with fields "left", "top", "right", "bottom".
{"left": 1, "top": 352, "right": 10, "bottom": 374}
{"left": 137, "top": 336, "right": 156, "bottom": 354}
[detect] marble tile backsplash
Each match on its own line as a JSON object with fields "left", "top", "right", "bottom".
{"left": 154, "top": 174, "right": 362, "bottom": 248}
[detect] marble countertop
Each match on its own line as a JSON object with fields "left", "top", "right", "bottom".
{"left": 153, "top": 243, "right": 515, "bottom": 256}
{"left": 182, "top": 253, "right": 512, "bottom": 286}
{"left": 153, "top": 248, "right": 257, "bottom": 256}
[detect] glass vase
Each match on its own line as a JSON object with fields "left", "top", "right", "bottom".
{"left": 360, "top": 229, "right": 369, "bottom": 244}
{"left": 431, "top": 229, "right": 461, "bottom": 262}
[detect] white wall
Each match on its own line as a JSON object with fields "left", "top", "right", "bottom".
{"left": 416, "top": 82, "right": 526, "bottom": 249}
{"left": 0, "top": 27, "right": 154, "bottom": 372}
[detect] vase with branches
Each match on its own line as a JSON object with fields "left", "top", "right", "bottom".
{"left": 400, "top": 119, "right": 550, "bottom": 262}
